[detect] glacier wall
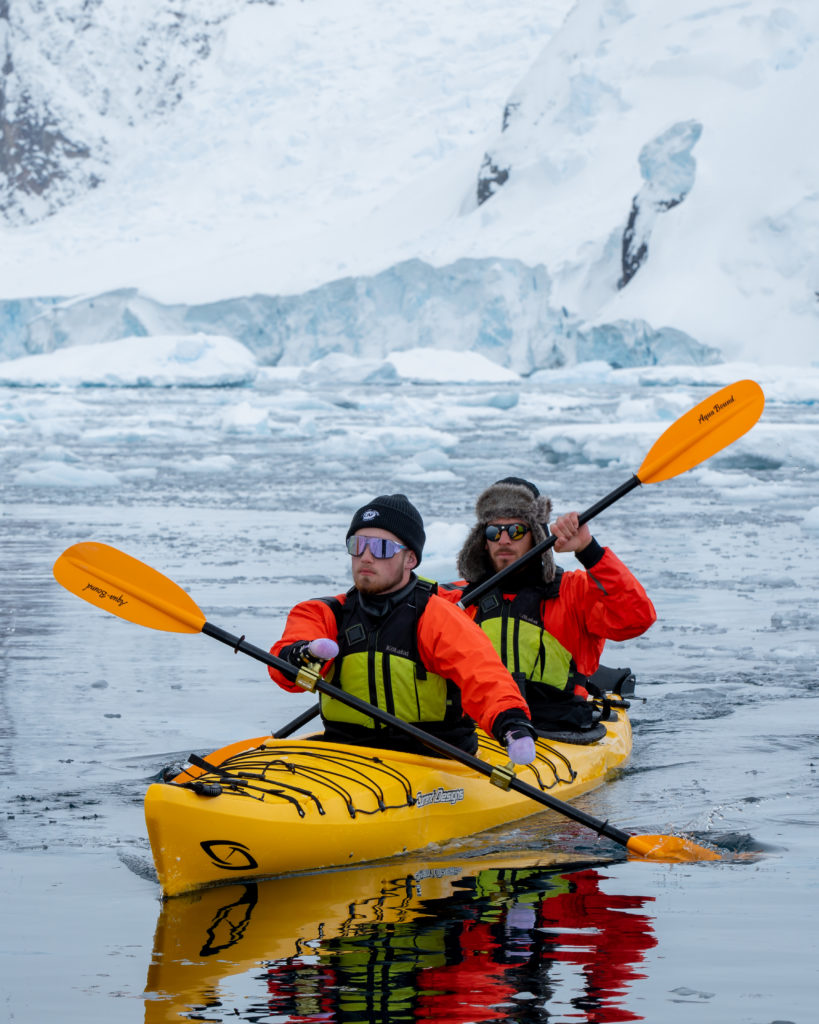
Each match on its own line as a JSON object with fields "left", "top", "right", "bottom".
{"left": 0, "top": 256, "right": 721, "bottom": 374}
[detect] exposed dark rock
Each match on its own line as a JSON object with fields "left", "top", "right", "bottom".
{"left": 0, "top": 88, "right": 101, "bottom": 222}
{"left": 477, "top": 154, "right": 510, "bottom": 206}
{"left": 0, "top": 3, "right": 230, "bottom": 224}
{"left": 618, "top": 120, "right": 703, "bottom": 288}
{"left": 501, "top": 101, "right": 519, "bottom": 132}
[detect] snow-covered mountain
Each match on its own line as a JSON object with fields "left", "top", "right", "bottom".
{"left": 1, "top": 0, "right": 816, "bottom": 368}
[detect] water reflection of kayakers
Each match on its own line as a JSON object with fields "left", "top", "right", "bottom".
{"left": 441, "top": 479, "right": 656, "bottom": 736}
{"left": 256, "top": 865, "right": 656, "bottom": 1024}
{"left": 414, "top": 866, "right": 657, "bottom": 1024}
{"left": 268, "top": 493, "right": 538, "bottom": 765}
{"left": 529, "top": 868, "right": 657, "bottom": 1023}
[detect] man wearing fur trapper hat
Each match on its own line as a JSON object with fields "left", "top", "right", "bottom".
{"left": 444, "top": 478, "right": 656, "bottom": 735}
{"left": 268, "top": 493, "right": 538, "bottom": 764}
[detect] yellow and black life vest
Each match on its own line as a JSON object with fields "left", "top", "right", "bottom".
{"left": 469, "top": 572, "right": 572, "bottom": 694}
{"left": 318, "top": 579, "right": 465, "bottom": 733}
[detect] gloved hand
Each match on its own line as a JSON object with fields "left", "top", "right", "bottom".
{"left": 504, "top": 725, "right": 537, "bottom": 765}
{"left": 304, "top": 637, "right": 339, "bottom": 662}
{"left": 283, "top": 638, "right": 340, "bottom": 668}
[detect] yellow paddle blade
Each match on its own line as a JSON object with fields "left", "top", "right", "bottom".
{"left": 626, "top": 833, "right": 722, "bottom": 863}
{"left": 53, "top": 542, "right": 206, "bottom": 634}
{"left": 638, "top": 379, "right": 764, "bottom": 484}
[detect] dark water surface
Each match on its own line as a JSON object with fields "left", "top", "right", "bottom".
{"left": 2, "top": 371, "right": 817, "bottom": 1022}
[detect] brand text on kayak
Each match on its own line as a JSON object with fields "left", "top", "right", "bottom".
{"left": 415, "top": 786, "right": 465, "bottom": 808}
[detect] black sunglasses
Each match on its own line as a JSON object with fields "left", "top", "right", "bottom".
{"left": 485, "top": 523, "right": 530, "bottom": 542}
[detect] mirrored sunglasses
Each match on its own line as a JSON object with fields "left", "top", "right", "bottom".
{"left": 485, "top": 522, "right": 530, "bottom": 542}
{"left": 346, "top": 535, "right": 407, "bottom": 559}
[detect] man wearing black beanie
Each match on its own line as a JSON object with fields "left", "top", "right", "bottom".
{"left": 269, "top": 493, "right": 537, "bottom": 764}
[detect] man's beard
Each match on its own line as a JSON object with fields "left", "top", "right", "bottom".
{"left": 354, "top": 564, "right": 405, "bottom": 594}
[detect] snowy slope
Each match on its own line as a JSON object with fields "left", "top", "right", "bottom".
{"left": 470, "top": 0, "right": 819, "bottom": 363}
{"left": 0, "top": 0, "right": 816, "bottom": 366}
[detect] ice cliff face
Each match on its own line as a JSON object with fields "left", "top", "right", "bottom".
{"left": 0, "top": 257, "right": 720, "bottom": 373}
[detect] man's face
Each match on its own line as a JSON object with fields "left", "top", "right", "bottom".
{"left": 484, "top": 517, "right": 534, "bottom": 575}
{"left": 350, "top": 528, "right": 417, "bottom": 595}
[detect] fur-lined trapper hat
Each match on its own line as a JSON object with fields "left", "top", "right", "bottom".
{"left": 456, "top": 477, "right": 554, "bottom": 584}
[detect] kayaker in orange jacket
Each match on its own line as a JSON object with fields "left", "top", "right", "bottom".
{"left": 440, "top": 478, "right": 656, "bottom": 735}
{"left": 269, "top": 493, "right": 537, "bottom": 762}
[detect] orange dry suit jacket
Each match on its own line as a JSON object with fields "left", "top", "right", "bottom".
{"left": 440, "top": 542, "right": 657, "bottom": 683}
{"left": 269, "top": 577, "right": 532, "bottom": 752}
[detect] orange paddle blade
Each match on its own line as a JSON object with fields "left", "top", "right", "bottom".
{"left": 638, "top": 379, "right": 764, "bottom": 484}
{"left": 626, "top": 833, "right": 722, "bottom": 862}
{"left": 53, "top": 542, "right": 206, "bottom": 633}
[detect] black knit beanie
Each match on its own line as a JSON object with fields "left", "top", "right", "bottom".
{"left": 346, "top": 493, "right": 426, "bottom": 562}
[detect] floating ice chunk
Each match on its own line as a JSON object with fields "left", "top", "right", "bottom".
{"left": 427, "top": 518, "right": 471, "bottom": 555}
{"left": 321, "top": 425, "right": 459, "bottom": 459}
{"left": 386, "top": 348, "right": 520, "bottom": 384}
{"left": 220, "top": 401, "right": 270, "bottom": 434}
{"left": 411, "top": 449, "right": 454, "bottom": 471}
{"left": 298, "top": 353, "right": 400, "bottom": 385}
{"left": 421, "top": 518, "right": 472, "bottom": 583}
{"left": 615, "top": 391, "right": 699, "bottom": 422}
{"left": 14, "top": 461, "right": 119, "bottom": 487}
{"left": 530, "top": 361, "right": 613, "bottom": 388}
{"left": 689, "top": 467, "right": 761, "bottom": 490}
{"left": 614, "top": 363, "right": 819, "bottom": 406}
{"left": 0, "top": 333, "right": 257, "bottom": 387}
{"left": 169, "top": 455, "right": 237, "bottom": 474}
{"left": 803, "top": 507, "right": 819, "bottom": 533}
{"left": 393, "top": 466, "right": 461, "bottom": 483}
{"left": 256, "top": 365, "right": 303, "bottom": 385}
{"left": 533, "top": 423, "right": 648, "bottom": 468}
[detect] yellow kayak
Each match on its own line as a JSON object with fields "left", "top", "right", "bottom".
{"left": 145, "top": 709, "right": 631, "bottom": 897}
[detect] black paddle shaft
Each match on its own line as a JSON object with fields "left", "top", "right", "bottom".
{"left": 201, "top": 621, "right": 634, "bottom": 849}
{"left": 459, "top": 475, "right": 642, "bottom": 609}
{"left": 272, "top": 704, "right": 324, "bottom": 739}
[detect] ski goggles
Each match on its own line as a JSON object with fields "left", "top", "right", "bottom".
{"left": 485, "top": 522, "right": 530, "bottom": 542}
{"left": 346, "top": 535, "right": 407, "bottom": 559}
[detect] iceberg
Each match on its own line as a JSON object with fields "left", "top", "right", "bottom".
{"left": 0, "top": 333, "right": 258, "bottom": 388}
